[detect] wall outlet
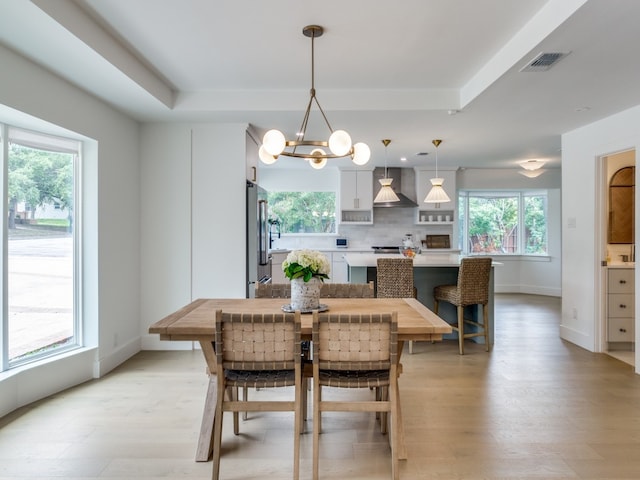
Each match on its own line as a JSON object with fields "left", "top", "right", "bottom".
{"left": 572, "top": 307, "right": 577, "bottom": 319}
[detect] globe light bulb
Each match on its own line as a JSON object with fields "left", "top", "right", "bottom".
{"left": 309, "top": 148, "right": 327, "bottom": 169}
{"left": 258, "top": 145, "right": 278, "bottom": 165}
{"left": 351, "top": 142, "right": 371, "bottom": 165}
{"left": 262, "top": 129, "right": 286, "bottom": 156}
{"left": 328, "top": 130, "right": 352, "bottom": 156}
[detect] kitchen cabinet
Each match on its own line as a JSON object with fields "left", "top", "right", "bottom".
{"left": 331, "top": 252, "right": 349, "bottom": 283}
{"left": 339, "top": 169, "right": 373, "bottom": 224}
{"left": 246, "top": 129, "right": 259, "bottom": 184}
{"left": 607, "top": 268, "right": 635, "bottom": 346}
{"left": 271, "top": 251, "right": 288, "bottom": 283}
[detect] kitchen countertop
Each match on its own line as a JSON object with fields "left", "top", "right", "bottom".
{"left": 344, "top": 253, "right": 500, "bottom": 267}
{"left": 607, "top": 263, "right": 635, "bottom": 268}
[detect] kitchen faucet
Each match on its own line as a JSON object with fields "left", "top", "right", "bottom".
{"left": 268, "top": 219, "right": 280, "bottom": 249}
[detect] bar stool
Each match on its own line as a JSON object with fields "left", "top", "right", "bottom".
{"left": 433, "top": 257, "right": 493, "bottom": 355}
{"left": 376, "top": 257, "right": 418, "bottom": 353}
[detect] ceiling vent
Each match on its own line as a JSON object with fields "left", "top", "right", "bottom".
{"left": 520, "top": 52, "right": 569, "bottom": 72}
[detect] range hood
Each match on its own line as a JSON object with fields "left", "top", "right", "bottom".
{"left": 373, "top": 167, "right": 418, "bottom": 208}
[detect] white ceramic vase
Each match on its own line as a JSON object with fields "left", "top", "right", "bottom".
{"left": 290, "top": 277, "right": 322, "bottom": 311}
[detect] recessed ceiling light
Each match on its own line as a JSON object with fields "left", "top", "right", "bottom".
{"left": 400, "top": 157, "right": 407, "bottom": 162}
{"left": 575, "top": 106, "right": 591, "bottom": 112}
{"left": 416, "top": 152, "right": 429, "bottom": 156}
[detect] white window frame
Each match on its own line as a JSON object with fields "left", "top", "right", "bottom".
{"left": 459, "top": 190, "right": 549, "bottom": 256}
{"left": 1, "top": 124, "right": 82, "bottom": 371}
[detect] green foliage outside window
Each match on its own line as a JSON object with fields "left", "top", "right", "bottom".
{"left": 8, "top": 144, "right": 73, "bottom": 229}
{"left": 268, "top": 191, "right": 336, "bottom": 233}
{"left": 460, "top": 191, "right": 547, "bottom": 255}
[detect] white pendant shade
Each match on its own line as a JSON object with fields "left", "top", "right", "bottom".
{"left": 424, "top": 178, "right": 451, "bottom": 203}
{"left": 374, "top": 178, "right": 400, "bottom": 203}
{"left": 424, "top": 138, "right": 451, "bottom": 204}
{"left": 374, "top": 138, "right": 400, "bottom": 203}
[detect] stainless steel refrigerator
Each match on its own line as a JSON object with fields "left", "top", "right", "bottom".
{"left": 246, "top": 181, "right": 272, "bottom": 297}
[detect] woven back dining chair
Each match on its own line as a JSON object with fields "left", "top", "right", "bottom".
{"left": 433, "top": 257, "right": 493, "bottom": 355}
{"left": 212, "top": 310, "right": 302, "bottom": 480}
{"left": 312, "top": 311, "right": 399, "bottom": 480}
{"left": 253, "top": 280, "right": 376, "bottom": 421}
{"left": 255, "top": 282, "right": 375, "bottom": 299}
{"left": 254, "top": 282, "right": 291, "bottom": 298}
{"left": 376, "top": 257, "right": 419, "bottom": 354}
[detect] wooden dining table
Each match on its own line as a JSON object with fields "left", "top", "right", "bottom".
{"left": 148, "top": 297, "right": 452, "bottom": 462}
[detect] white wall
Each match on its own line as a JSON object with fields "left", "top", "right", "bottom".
{"left": 139, "top": 122, "right": 249, "bottom": 350}
{"left": 0, "top": 43, "right": 141, "bottom": 416}
{"left": 562, "top": 104, "right": 640, "bottom": 374}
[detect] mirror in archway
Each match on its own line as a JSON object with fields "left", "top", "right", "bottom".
{"left": 608, "top": 166, "right": 635, "bottom": 244}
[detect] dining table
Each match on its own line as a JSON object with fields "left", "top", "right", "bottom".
{"left": 148, "top": 296, "right": 452, "bottom": 462}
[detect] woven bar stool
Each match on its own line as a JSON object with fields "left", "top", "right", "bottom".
{"left": 433, "top": 257, "right": 493, "bottom": 355}
{"left": 376, "top": 257, "right": 418, "bottom": 353}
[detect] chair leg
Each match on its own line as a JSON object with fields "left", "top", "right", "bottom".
{"left": 212, "top": 383, "right": 225, "bottom": 480}
{"left": 293, "top": 375, "right": 302, "bottom": 480}
{"left": 300, "top": 380, "right": 307, "bottom": 433}
{"left": 389, "top": 378, "right": 399, "bottom": 480}
{"left": 242, "top": 386, "right": 248, "bottom": 420}
{"left": 483, "top": 303, "right": 490, "bottom": 351}
{"left": 379, "top": 386, "right": 388, "bottom": 434}
{"left": 226, "top": 387, "right": 239, "bottom": 434}
{"left": 457, "top": 305, "right": 465, "bottom": 355}
{"left": 408, "top": 340, "right": 413, "bottom": 354}
{"left": 312, "top": 383, "right": 321, "bottom": 480}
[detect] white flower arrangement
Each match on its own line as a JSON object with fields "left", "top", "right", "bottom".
{"left": 282, "top": 249, "right": 330, "bottom": 282}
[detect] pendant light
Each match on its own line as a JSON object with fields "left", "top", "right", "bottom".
{"left": 374, "top": 139, "right": 400, "bottom": 203}
{"left": 424, "top": 139, "right": 451, "bottom": 203}
{"left": 258, "top": 25, "right": 371, "bottom": 169}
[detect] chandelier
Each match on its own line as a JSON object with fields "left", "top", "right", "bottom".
{"left": 424, "top": 139, "right": 451, "bottom": 203}
{"left": 258, "top": 25, "right": 371, "bottom": 169}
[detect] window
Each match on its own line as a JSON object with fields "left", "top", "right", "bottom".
{"left": 459, "top": 190, "right": 547, "bottom": 255}
{"left": 2, "top": 125, "right": 81, "bottom": 369}
{"left": 267, "top": 192, "right": 336, "bottom": 233}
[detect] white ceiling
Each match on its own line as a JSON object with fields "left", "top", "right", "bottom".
{"left": 1, "top": 0, "right": 640, "bottom": 170}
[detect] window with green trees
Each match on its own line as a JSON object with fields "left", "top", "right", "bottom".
{"left": 459, "top": 191, "right": 547, "bottom": 255}
{"left": 2, "top": 125, "right": 80, "bottom": 370}
{"left": 267, "top": 191, "right": 336, "bottom": 233}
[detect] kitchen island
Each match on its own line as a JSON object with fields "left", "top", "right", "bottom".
{"left": 345, "top": 253, "right": 498, "bottom": 347}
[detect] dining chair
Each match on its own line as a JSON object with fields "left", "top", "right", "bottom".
{"left": 320, "top": 281, "right": 375, "bottom": 298}
{"left": 254, "top": 281, "right": 375, "bottom": 418}
{"left": 254, "top": 282, "right": 291, "bottom": 298}
{"left": 212, "top": 309, "right": 302, "bottom": 480}
{"left": 255, "top": 282, "right": 375, "bottom": 299}
{"left": 376, "top": 257, "right": 418, "bottom": 353}
{"left": 433, "top": 257, "right": 493, "bottom": 355}
{"left": 312, "top": 311, "right": 399, "bottom": 480}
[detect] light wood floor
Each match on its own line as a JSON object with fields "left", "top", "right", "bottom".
{"left": 2, "top": 294, "right": 640, "bottom": 479}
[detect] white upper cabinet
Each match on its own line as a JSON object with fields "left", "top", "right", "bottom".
{"left": 339, "top": 169, "right": 373, "bottom": 224}
{"left": 246, "top": 130, "right": 259, "bottom": 183}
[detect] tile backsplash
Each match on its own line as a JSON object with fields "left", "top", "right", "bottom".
{"left": 271, "top": 207, "right": 455, "bottom": 251}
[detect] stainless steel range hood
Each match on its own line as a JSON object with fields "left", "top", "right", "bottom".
{"left": 373, "top": 167, "right": 418, "bottom": 208}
